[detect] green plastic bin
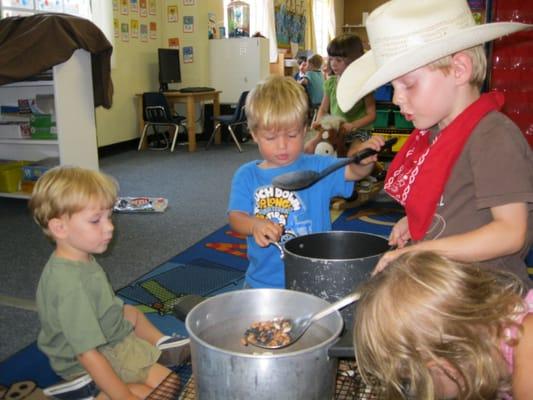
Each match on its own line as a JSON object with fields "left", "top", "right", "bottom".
{"left": 373, "top": 109, "right": 390, "bottom": 129}
{"left": 393, "top": 110, "right": 414, "bottom": 129}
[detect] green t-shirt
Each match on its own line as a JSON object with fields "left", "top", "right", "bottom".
{"left": 325, "top": 75, "right": 368, "bottom": 124}
{"left": 36, "top": 255, "right": 133, "bottom": 378}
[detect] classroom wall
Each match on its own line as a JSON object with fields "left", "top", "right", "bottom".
{"left": 334, "top": 0, "right": 344, "bottom": 36}
{"left": 95, "top": 0, "right": 222, "bottom": 147}
{"left": 95, "top": 0, "right": 340, "bottom": 147}
{"left": 343, "top": 0, "right": 385, "bottom": 48}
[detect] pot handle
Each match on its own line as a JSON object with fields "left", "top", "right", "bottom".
{"left": 327, "top": 330, "right": 354, "bottom": 358}
{"left": 270, "top": 241, "right": 285, "bottom": 259}
{"left": 269, "top": 229, "right": 296, "bottom": 259}
{"left": 172, "top": 294, "right": 207, "bottom": 321}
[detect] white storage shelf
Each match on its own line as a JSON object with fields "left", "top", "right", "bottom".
{"left": 0, "top": 49, "right": 99, "bottom": 198}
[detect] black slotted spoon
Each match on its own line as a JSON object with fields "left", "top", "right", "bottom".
{"left": 273, "top": 137, "right": 397, "bottom": 191}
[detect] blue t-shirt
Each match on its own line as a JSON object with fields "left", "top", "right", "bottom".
{"left": 228, "top": 154, "right": 354, "bottom": 288}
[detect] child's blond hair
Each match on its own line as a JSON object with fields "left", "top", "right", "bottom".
{"left": 29, "top": 166, "right": 118, "bottom": 239}
{"left": 246, "top": 75, "right": 308, "bottom": 132}
{"left": 354, "top": 251, "right": 525, "bottom": 399}
{"left": 429, "top": 45, "right": 487, "bottom": 88}
{"left": 307, "top": 54, "right": 323, "bottom": 71}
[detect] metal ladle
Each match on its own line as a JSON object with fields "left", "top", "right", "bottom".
{"left": 272, "top": 137, "right": 398, "bottom": 191}
{"left": 248, "top": 290, "right": 361, "bottom": 350}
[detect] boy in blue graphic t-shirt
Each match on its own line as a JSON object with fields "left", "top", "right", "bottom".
{"left": 228, "top": 76, "right": 386, "bottom": 288}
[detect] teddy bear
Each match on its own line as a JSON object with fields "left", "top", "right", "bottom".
{"left": 311, "top": 115, "right": 348, "bottom": 157}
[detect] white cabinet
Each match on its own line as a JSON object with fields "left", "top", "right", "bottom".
{"left": 209, "top": 37, "right": 269, "bottom": 104}
{"left": 0, "top": 49, "right": 98, "bottom": 198}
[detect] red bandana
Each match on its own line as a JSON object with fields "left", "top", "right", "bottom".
{"left": 384, "top": 92, "right": 505, "bottom": 240}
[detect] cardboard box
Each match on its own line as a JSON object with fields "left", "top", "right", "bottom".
{"left": 0, "top": 106, "right": 30, "bottom": 123}
{"left": 21, "top": 158, "right": 59, "bottom": 181}
{"left": 31, "top": 125, "right": 57, "bottom": 140}
{"left": 30, "top": 113, "right": 55, "bottom": 128}
{"left": 20, "top": 180, "right": 36, "bottom": 194}
{"left": 0, "top": 122, "right": 31, "bottom": 139}
{"left": 17, "top": 99, "right": 33, "bottom": 114}
{"left": 0, "top": 105, "right": 19, "bottom": 114}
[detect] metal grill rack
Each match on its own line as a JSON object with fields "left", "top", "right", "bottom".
{"left": 148, "top": 360, "right": 384, "bottom": 400}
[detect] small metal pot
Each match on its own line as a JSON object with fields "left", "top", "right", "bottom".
{"left": 276, "top": 231, "right": 389, "bottom": 329}
{"left": 185, "top": 289, "right": 343, "bottom": 400}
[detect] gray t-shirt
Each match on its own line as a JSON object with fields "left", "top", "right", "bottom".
{"left": 427, "top": 111, "right": 533, "bottom": 288}
{"left": 36, "top": 255, "right": 133, "bottom": 378}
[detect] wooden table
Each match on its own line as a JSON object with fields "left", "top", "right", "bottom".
{"left": 136, "top": 90, "right": 221, "bottom": 152}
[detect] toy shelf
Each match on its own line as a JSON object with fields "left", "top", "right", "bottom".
{"left": 0, "top": 49, "right": 99, "bottom": 198}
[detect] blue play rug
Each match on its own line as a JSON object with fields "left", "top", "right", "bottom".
{"left": 2, "top": 201, "right": 530, "bottom": 398}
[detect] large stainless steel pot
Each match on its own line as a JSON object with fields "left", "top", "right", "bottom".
{"left": 280, "top": 231, "right": 389, "bottom": 329}
{"left": 185, "top": 289, "right": 343, "bottom": 400}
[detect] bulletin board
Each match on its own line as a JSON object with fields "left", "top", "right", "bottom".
{"left": 274, "top": 0, "right": 307, "bottom": 49}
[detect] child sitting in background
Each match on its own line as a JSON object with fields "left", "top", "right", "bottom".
{"left": 305, "top": 34, "right": 376, "bottom": 154}
{"left": 228, "top": 76, "right": 385, "bottom": 288}
{"left": 293, "top": 55, "right": 308, "bottom": 81}
{"left": 354, "top": 251, "right": 533, "bottom": 399}
{"left": 299, "top": 53, "right": 325, "bottom": 109}
{"left": 30, "top": 166, "right": 189, "bottom": 400}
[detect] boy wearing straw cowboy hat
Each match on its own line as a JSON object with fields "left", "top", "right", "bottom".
{"left": 337, "top": 0, "right": 533, "bottom": 285}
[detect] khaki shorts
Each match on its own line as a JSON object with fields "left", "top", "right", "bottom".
{"left": 99, "top": 332, "right": 161, "bottom": 383}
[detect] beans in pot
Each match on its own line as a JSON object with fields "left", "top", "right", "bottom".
{"left": 242, "top": 318, "right": 292, "bottom": 347}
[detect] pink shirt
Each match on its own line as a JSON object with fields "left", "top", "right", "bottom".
{"left": 500, "top": 289, "right": 533, "bottom": 399}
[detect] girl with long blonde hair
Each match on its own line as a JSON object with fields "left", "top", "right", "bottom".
{"left": 354, "top": 251, "right": 533, "bottom": 399}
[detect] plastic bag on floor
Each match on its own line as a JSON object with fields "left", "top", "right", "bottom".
{"left": 114, "top": 197, "right": 168, "bottom": 213}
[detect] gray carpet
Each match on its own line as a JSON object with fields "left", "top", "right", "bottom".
{"left": 0, "top": 141, "right": 260, "bottom": 362}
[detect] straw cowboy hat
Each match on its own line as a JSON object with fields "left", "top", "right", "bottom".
{"left": 337, "top": 0, "right": 532, "bottom": 112}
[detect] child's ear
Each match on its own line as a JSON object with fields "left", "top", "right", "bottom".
{"left": 427, "top": 358, "right": 463, "bottom": 384}
{"left": 451, "top": 52, "right": 473, "bottom": 86}
{"left": 48, "top": 217, "right": 68, "bottom": 239}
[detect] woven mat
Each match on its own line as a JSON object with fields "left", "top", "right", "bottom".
{"left": 148, "top": 360, "right": 382, "bottom": 400}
